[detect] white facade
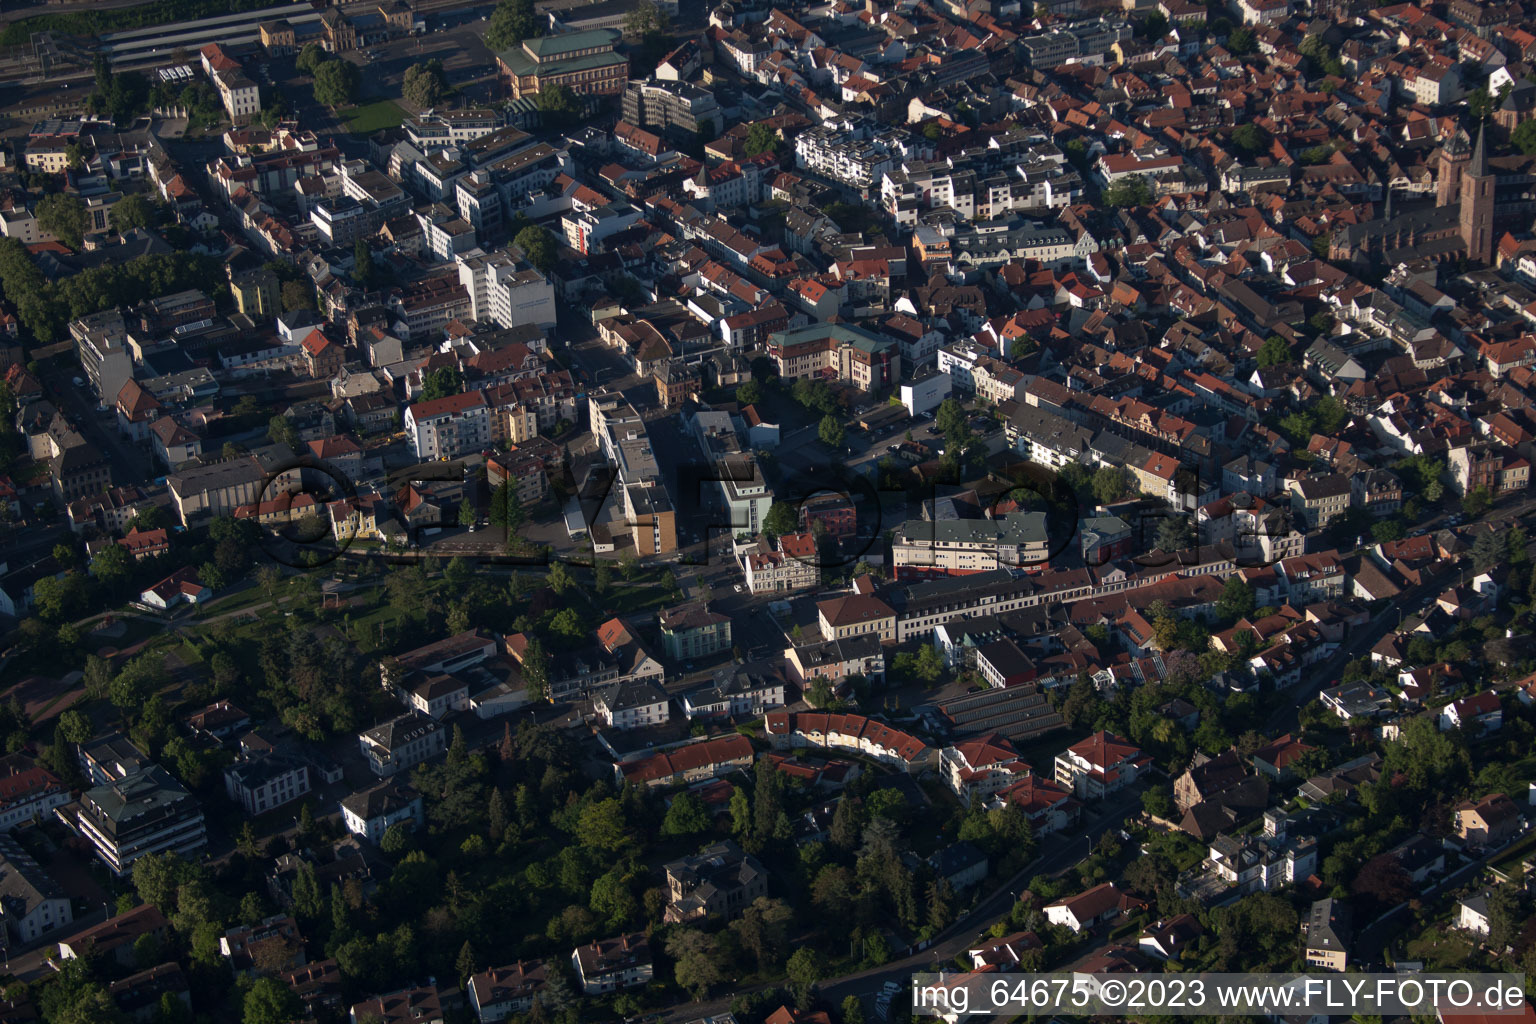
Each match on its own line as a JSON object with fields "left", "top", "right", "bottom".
{"left": 340, "top": 781, "right": 425, "bottom": 844}
{"left": 223, "top": 756, "right": 312, "bottom": 816}
{"left": 404, "top": 391, "right": 491, "bottom": 461}
{"left": 900, "top": 371, "right": 952, "bottom": 418}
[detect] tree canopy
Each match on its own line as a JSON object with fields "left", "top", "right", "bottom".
{"left": 403, "top": 60, "right": 450, "bottom": 109}
{"left": 514, "top": 225, "right": 558, "bottom": 274}
{"left": 312, "top": 59, "right": 359, "bottom": 108}
{"left": 485, "top": 0, "right": 542, "bottom": 51}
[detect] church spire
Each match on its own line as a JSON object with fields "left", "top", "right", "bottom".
{"left": 1469, "top": 122, "right": 1489, "bottom": 178}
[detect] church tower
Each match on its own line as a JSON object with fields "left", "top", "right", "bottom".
{"left": 1436, "top": 128, "right": 1470, "bottom": 207}
{"left": 1460, "top": 124, "right": 1495, "bottom": 264}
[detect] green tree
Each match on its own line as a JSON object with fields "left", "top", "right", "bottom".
{"left": 421, "top": 366, "right": 464, "bottom": 402}
{"left": 842, "top": 995, "right": 865, "bottom": 1024}
{"left": 1091, "top": 465, "right": 1131, "bottom": 505}
{"left": 1231, "top": 123, "right": 1267, "bottom": 154}
{"left": 1227, "top": 27, "right": 1256, "bottom": 53}
{"left": 353, "top": 237, "right": 375, "bottom": 288}
{"left": 538, "top": 83, "right": 581, "bottom": 126}
{"left": 33, "top": 571, "right": 88, "bottom": 622}
{"left": 402, "top": 60, "right": 450, "bottom": 108}
{"left": 763, "top": 501, "right": 799, "bottom": 537}
{"left": 743, "top": 122, "right": 782, "bottom": 157}
{"left": 380, "top": 822, "right": 411, "bottom": 855}
{"left": 786, "top": 947, "right": 823, "bottom": 1010}
{"left": 1215, "top": 576, "right": 1254, "bottom": 622}
{"left": 485, "top": 0, "right": 541, "bottom": 51}
{"left": 1514, "top": 118, "right": 1536, "bottom": 156}
{"left": 935, "top": 398, "right": 968, "bottom": 443}
{"left": 1103, "top": 174, "right": 1153, "bottom": 208}
{"left": 59, "top": 708, "right": 93, "bottom": 745}
{"left": 312, "top": 59, "right": 359, "bottom": 108}
{"left": 729, "top": 785, "right": 751, "bottom": 837}
{"left": 1155, "top": 514, "right": 1192, "bottom": 552}
{"left": 731, "top": 896, "right": 794, "bottom": 969}
{"left": 296, "top": 43, "right": 327, "bottom": 75}
{"left": 91, "top": 542, "right": 133, "bottom": 588}
{"left": 131, "top": 851, "right": 196, "bottom": 911}
{"left": 243, "top": 977, "right": 300, "bottom": 1024}
{"left": 549, "top": 607, "right": 584, "bottom": 643}
{"left": 1472, "top": 529, "right": 1504, "bottom": 572}
{"left": 514, "top": 225, "right": 558, "bottom": 274}
{"left": 522, "top": 635, "right": 549, "bottom": 701}
{"left": 458, "top": 497, "right": 475, "bottom": 529}
{"left": 623, "top": 0, "right": 669, "bottom": 37}
{"left": 37, "top": 193, "right": 89, "bottom": 250}
{"left": 1463, "top": 485, "right": 1493, "bottom": 519}
{"left": 576, "top": 797, "right": 628, "bottom": 852}
{"left": 109, "top": 195, "right": 153, "bottom": 234}
{"left": 661, "top": 791, "right": 710, "bottom": 836}
{"left": 668, "top": 928, "right": 723, "bottom": 1000}
{"left": 455, "top": 939, "right": 477, "bottom": 984}
{"left": 1256, "top": 334, "right": 1291, "bottom": 367}
{"left": 590, "top": 869, "right": 638, "bottom": 928}
{"left": 819, "top": 414, "right": 845, "bottom": 447}
{"left": 280, "top": 279, "right": 313, "bottom": 312}
{"left": 268, "top": 414, "right": 299, "bottom": 448}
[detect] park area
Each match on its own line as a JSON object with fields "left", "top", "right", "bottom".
{"left": 342, "top": 100, "right": 407, "bottom": 135}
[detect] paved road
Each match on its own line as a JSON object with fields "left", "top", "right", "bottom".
{"left": 38, "top": 360, "right": 154, "bottom": 483}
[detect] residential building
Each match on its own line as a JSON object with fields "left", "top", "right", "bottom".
{"left": 767, "top": 323, "right": 900, "bottom": 391}
{"left": 659, "top": 602, "right": 733, "bottom": 661}
{"left": 469, "top": 962, "right": 547, "bottom": 1021}
{"left": 1303, "top": 898, "right": 1352, "bottom": 971}
{"left": 940, "top": 734, "right": 1029, "bottom": 808}
{"left": 223, "top": 754, "right": 311, "bottom": 816}
{"left": 57, "top": 905, "right": 170, "bottom": 967}
{"left": 350, "top": 986, "right": 447, "bottom": 1024}
{"left": 662, "top": 840, "right": 768, "bottom": 922}
{"left": 594, "top": 680, "right": 671, "bottom": 731}
{"left": 404, "top": 391, "right": 491, "bottom": 461}
{"left": 891, "top": 514, "right": 1050, "bottom": 580}
{"left": 681, "top": 665, "right": 786, "bottom": 720}
{"left": 572, "top": 933, "right": 653, "bottom": 995}
{"left": 1042, "top": 883, "right": 1145, "bottom": 933}
{"left": 616, "top": 734, "right": 755, "bottom": 788}
{"left": 816, "top": 594, "right": 896, "bottom": 642}
{"left": 64, "top": 766, "right": 208, "bottom": 875}
{"left": 357, "top": 713, "right": 446, "bottom": 777}
{"left": 764, "top": 711, "right": 931, "bottom": 771}
{"left": 1454, "top": 792, "right": 1520, "bottom": 847}
{"left": 1053, "top": 731, "right": 1150, "bottom": 799}
{"left": 0, "top": 761, "right": 71, "bottom": 832}
{"left": 622, "top": 78, "right": 724, "bottom": 139}
{"left": 741, "top": 532, "right": 821, "bottom": 594}
{"left": 1440, "top": 691, "right": 1503, "bottom": 734}
{"left": 0, "top": 834, "right": 71, "bottom": 945}
{"left": 1206, "top": 832, "right": 1318, "bottom": 893}
{"left": 220, "top": 914, "right": 305, "bottom": 977}
{"left": 340, "top": 780, "right": 425, "bottom": 843}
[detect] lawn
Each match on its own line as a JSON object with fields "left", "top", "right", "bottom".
{"left": 342, "top": 100, "right": 408, "bottom": 135}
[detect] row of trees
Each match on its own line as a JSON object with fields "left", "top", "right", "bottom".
{"left": 296, "top": 43, "right": 360, "bottom": 108}
{"left": 0, "top": 239, "right": 225, "bottom": 343}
